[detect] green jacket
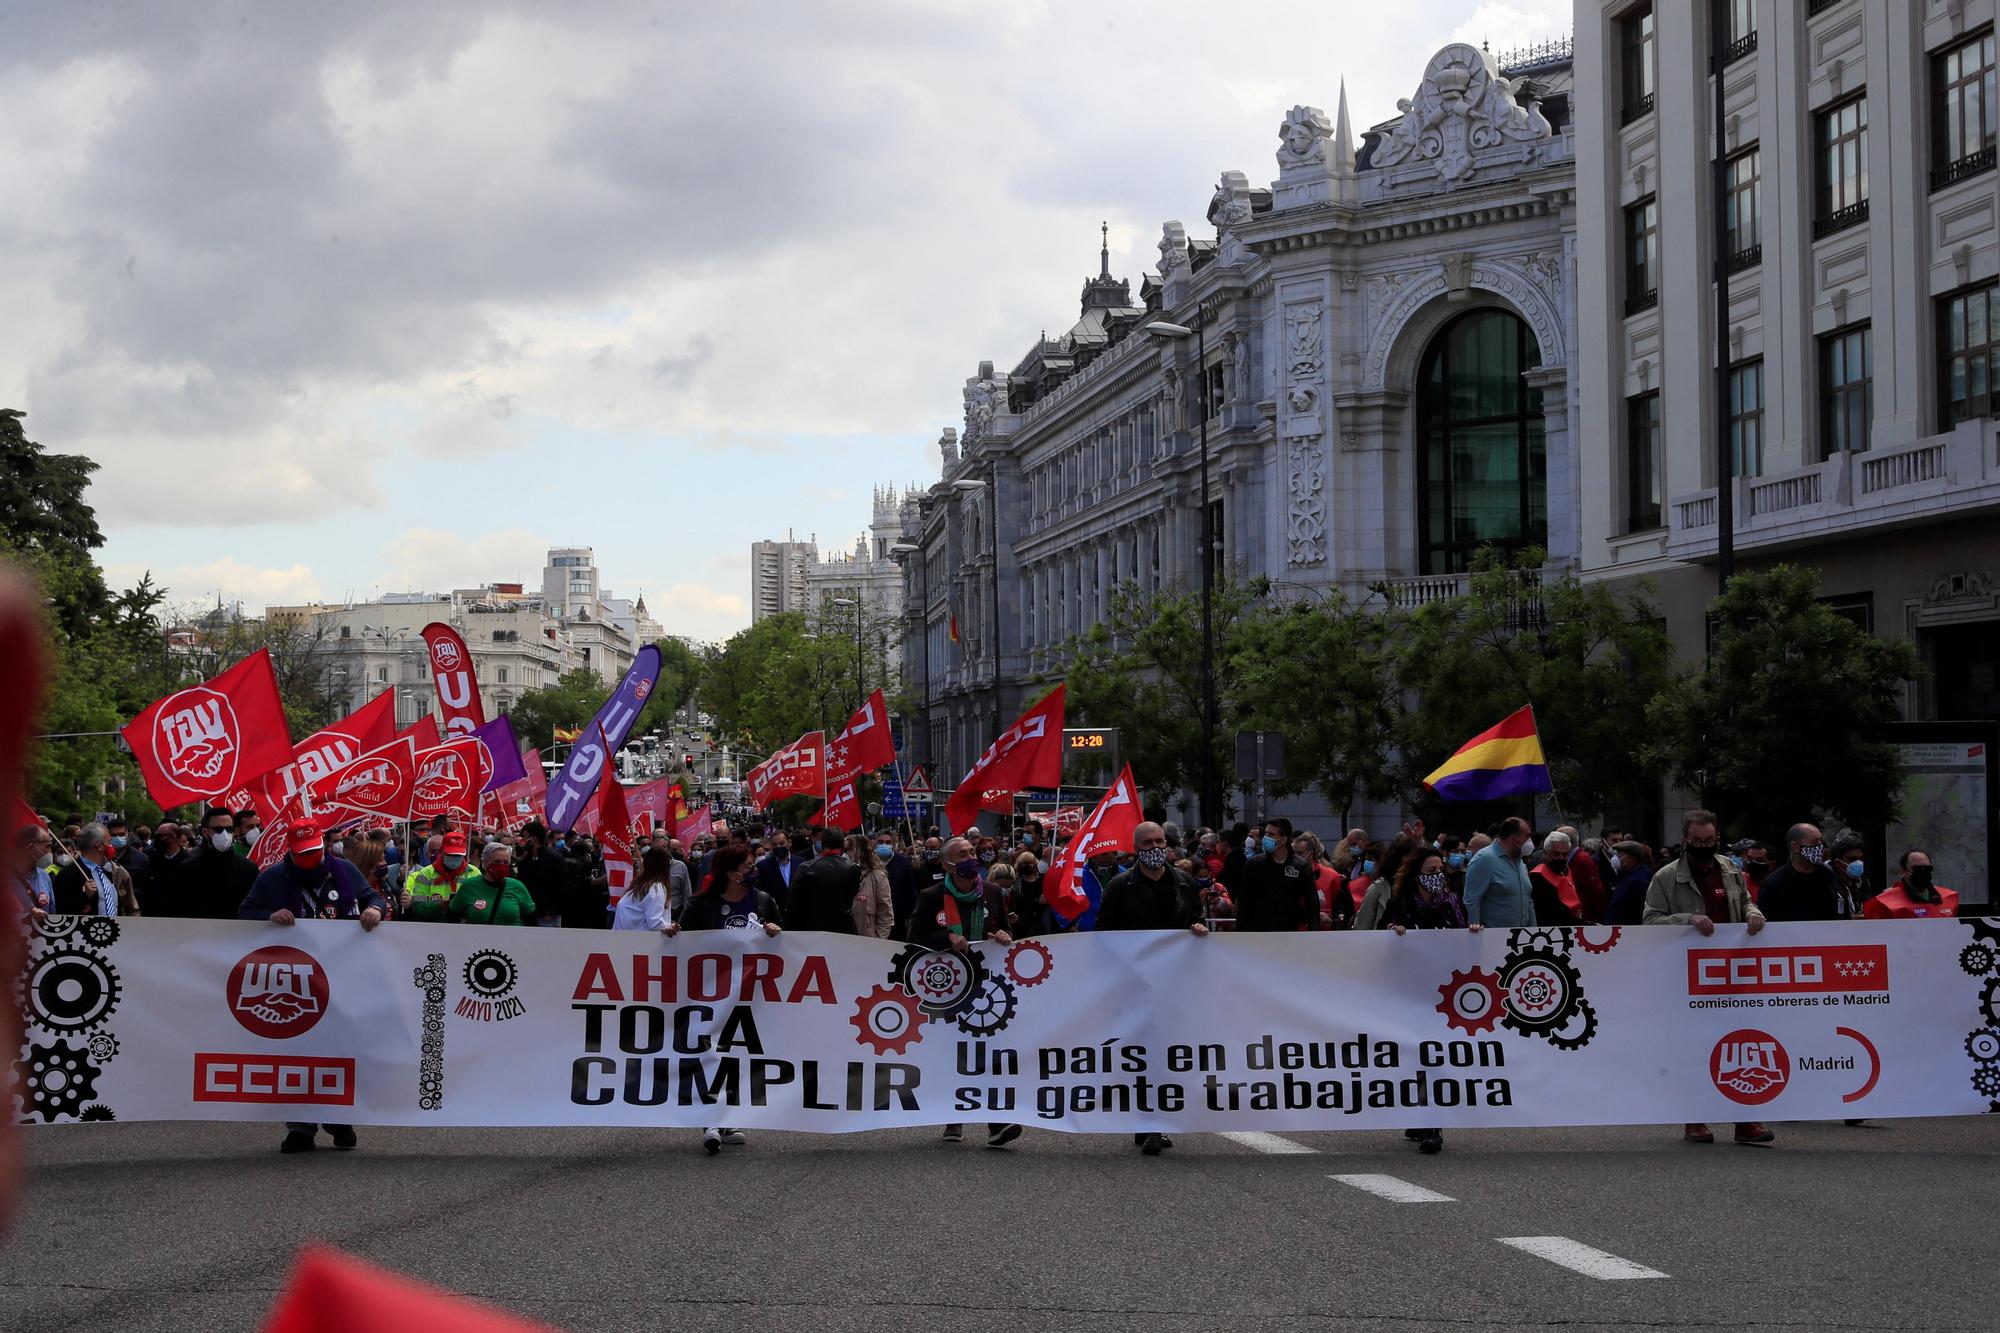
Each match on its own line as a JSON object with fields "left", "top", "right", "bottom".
{"left": 403, "top": 861, "right": 477, "bottom": 922}
{"left": 447, "top": 873, "right": 537, "bottom": 926}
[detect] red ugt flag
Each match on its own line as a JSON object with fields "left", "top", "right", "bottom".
{"left": 826, "top": 689, "right": 895, "bottom": 779}
{"left": 411, "top": 737, "right": 492, "bottom": 820}
{"left": 123, "top": 648, "right": 294, "bottom": 810}
{"left": 945, "top": 685, "right": 1064, "bottom": 835}
{"left": 307, "top": 734, "right": 420, "bottom": 822}
{"left": 1044, "top": 763, "right": 1139, "bottom": 921}
{"left": 231, "top": 689, "right": 399, "bottom": 821}
{"left": 593, "top": 729, "right": 634, "bottom": 906}
{"left": 419, "top": 622, "right": 487, "bottom": 739}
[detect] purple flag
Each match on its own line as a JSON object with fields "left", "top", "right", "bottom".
{"left": 474, "top": 715, "right": 528, "bottom": 793}
{"left": 545, "top": 645, "right": 662, "bottom": 832}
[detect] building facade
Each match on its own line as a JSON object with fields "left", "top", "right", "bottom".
{"left": 899, "top": 42, "right": 1581, "bottom": 830}
{"left": 1574, "top": 1, "right": 1999, "bottom": 747}
{"left": 750, "top": 536, "right": 818, "bottom": 622}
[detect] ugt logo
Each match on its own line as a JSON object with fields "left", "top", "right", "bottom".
{"left": 154, "top": 687, "right": 241, "bottom": 791}
{"left": 227, "top": 946, "right": 330, "bottom": 1040}
{"left": 1710, "top": 1028, "right": 1789, "bottom": 1105}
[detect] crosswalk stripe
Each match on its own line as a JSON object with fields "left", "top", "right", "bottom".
{"left": 1217, "top": 1131, "right": 1316, "bottom": 1154}
{"left": 1328, "top": 1173, "right": 1455, "bottom": 1203}
{"left": 1498, "top": 1236, "right": 1667, "bottom": 1280}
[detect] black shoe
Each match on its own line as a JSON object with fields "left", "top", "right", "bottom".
{"left": 941, "top": 1125, "right": 963, "bottom": 1143}
{"left": 703, "top": 1129, "right": 721, "bottom": 1156}
{"left": 1139, "top": 1132, "right": 1166, "bottom": 1156}
{"left": 986, "top": 1123, "right": 1023, "bottom": 1149}
{"left": 1419, "top": 1132, "right": 1443, "bottom": 1154}
{"left": 328, "top": 1125, "right": 357, "bottom": 1151}
{"left": 1404, "top": 1128, "right": 1423, "bottom": 1140}
{"left": 279, "top": 1131, "right": 315, "bottom": 1155}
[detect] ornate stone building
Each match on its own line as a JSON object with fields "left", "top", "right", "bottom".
{"left": 898, "top": 42, "right": 1579, "bottom": 832}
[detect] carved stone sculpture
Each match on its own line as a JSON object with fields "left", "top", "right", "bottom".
{"left": 1157, "top": 221, "right": 1190, "bottom": 275}
{"left": 1369, "top": 43, "right": 1553, "bottom": 188}
{"left": 1278, "top": 104, "right": 1333, "bottom": 167}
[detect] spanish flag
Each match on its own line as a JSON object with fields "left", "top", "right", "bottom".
{"left": 948, "top": 613, "right": 960, "bottom": 644}
{"left": 1422, "top": 706, "right": 1553, "bottom": 802}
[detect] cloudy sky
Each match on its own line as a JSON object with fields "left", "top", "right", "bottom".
{"left": 2, "top": 0, "right": 1566, "bottom": 641}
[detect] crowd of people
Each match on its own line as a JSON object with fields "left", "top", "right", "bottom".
{"left": 10, "top": 798, "right": 1965, "bottom": 1157}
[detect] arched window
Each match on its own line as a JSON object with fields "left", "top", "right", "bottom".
{"left": 1416, "top": 309, "right": 1548, "bottom": 574}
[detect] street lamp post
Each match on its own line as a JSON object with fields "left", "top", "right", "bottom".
{"left": 1146, "top": 314, "right": 1218, "bottom": 830}
{"left": 831, "top": 596, "right": 863, "bottom": 705}
{"left": 889, "top": 542, "right": 928, "bottom": 766}
{"left": 950, "top": 475, "right": 1003, "bottom": 745}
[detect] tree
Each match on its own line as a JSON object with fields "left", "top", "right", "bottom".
{"left": 0, "top": 408, "right": 107, "bottom": 639}
{"left": 162, "top": 604, "right": 349, "bottom": 738}
{"left": 704, "top": 606, "right": 897, "bottom": 758}
{"left": 1237, "top": 590, "right": 1398, "bottom": 826}
{"left": 506, "top": 668, "right": 611, "bottom": 752}
{"left": 1390, "top": 549, "right": 1675, "bottom": 824}
{"left": 1052, "top": 577, "right": 1268, "bottom": 812}
{"left": 1644, "top": 565, "right": 1919, "bottom": 839}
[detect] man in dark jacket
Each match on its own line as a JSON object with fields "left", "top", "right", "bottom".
{"left": 159, "top": 806, "right": 257, "bottom": 918}
{"left": 908, "top": 837, "right": 1020, "bottom": 1149}
{"left": 882, "top": 837, "right": 916, "bottom": 941}
{"left": 1757, "top": 822, "right": 1856, "bottom": 921}
{"left": 106, "top": 817, "right": 151, "bottom": 906}
{"left": 1095, "top": 820, "right": 1207, "bottom": 1155}
{"left": 1232, "top": 818, "right": 1320, "bottom": 932}
{"left": 236, "top": 819, "right": 384, "bottom": 1157}
{"left": 513, "top": 822, "right": 566, "bottom": 927}
{"left": 755, "top": 835, "right": 800, "bottom": 912}
{"left": 788, "top": 828, "right": 860, "bottom": 934}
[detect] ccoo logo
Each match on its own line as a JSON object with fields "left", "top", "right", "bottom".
{"left": 1710, "top": 1028, "right": 1789, "bottom": 1106}
{"left": 227, "top": 946, "right": 330, "bottom": 1039}
{"left": 154, "top": 686, "right": 241, "bottom": 793}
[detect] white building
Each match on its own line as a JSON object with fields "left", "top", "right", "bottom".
{"left": 1574, "top": 1, "right": 1998, "bottom": 730}
{"left": 750, "top": 535, "right": 818, "bottom": 622}
{"left": 801, "top": 485, "right": 913, "bottom": 621}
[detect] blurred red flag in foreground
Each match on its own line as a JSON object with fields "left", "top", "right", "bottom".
{"left": 262, "top": 1245, "right": 560, "bottom": 1333}
{"left": 0, "top": 567, "right": 48, "bottom": 1239}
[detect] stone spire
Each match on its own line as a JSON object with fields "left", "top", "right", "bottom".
{"left": 1334, "top": 81, "right": 1356, "bottom": 176}
{"left": 1099, "top": 220, "right": 1110, "bottom": 279}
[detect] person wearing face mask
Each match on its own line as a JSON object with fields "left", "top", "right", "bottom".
{"left": 238, "top": 819, "right": 383, "bottom": 1155}
{"left": 913, "top": 836, "right": 946, "bottom": 898}
{"left": 667, "top": 843, "right": 783, "bottom": 1155}
{"left": 1864, "top": 848, "right": 1958, "bottom": 919}
{"left": 910, "top": 836, "right": 1021, "bottom": 1148}
{"left": 1009, "top": 850, "right": 1054, "bottom": 937}
{"left": 1233, "top": 818, "right": 1321, "bottom": 933}
{"left": 512, "top": 823, "right": 567, "bottom": 928}
{"left": 1527, "top": 831, "right": 1583, "bottom": 926}
{"left": 788, "top": 827, "right": 861, "bottom": 935}
{"left": 1728, "top": 840, "right": 1772, "bottom": 900}
{"left": 1830, "top": 832, "right": 1873, "bottom": 907}
{"left": 12, "top": 819, "right": 57, "bottom": 920}
{"left": 1604, "top": 840, "right": 1656, "bottom": 926}
{"left": 754, "top": 834, "right": 798, "bottom": 913}
{"left": 103, "top": 817, "right": 151, "bottom": 908}
{"left": 1095, "top": 821, "right": 1208, "bottom": 1155}
{"left": 1379, "top": 847, "right": 1484, "bottom": 1153}
{"left": 403, "top": 830, "right": 476, "bottom": 922}
{"left": 160, "top": 806, "right": 258, "bottom": 919}
{"left": 879, "top": 835, "right": 916, "bottom": 941}
{"left": 446, "top": 844, "right": 538, "bottom": 925}
{"left": 1553, "top": 826, "right": 1607, "bottom": 924}
{"left": 1220, "top": 824, "right": 1251, "bottom": 897}
{"left": 844, "top": 835, "right": 894, "bottom": 939}
{"left": 1756, "top": 822, "right": 1854, "bottom": 922}
{"left": 52, "top": 823, "right": 141, "bottom": 918}
{"left": 1463, "top": 817, "right": 1536, "bottom": 929}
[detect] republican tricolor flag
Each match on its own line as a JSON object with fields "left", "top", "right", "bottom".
{"left": 1421, "top": 706, "right": 1553, "bottom": 802}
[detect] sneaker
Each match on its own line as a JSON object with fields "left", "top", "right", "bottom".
{"left": 941, "top": 1125, "right": 963, "bottom": 1143}
{"left": 702, "top": 1129, "right": 721, "bottom": 1156}
{"left": 1683, "top": 1123, "right": 1714, "bottom": 1144}
{"left": 1419, "top": 1131, "right": 1443, "bottom": 1154}
{"left": 1734, "top": 1122, "right": 1775, "bottom": 1145}
{"left": 279, "top": 1130, "right": 315, "bottom": 1155}
{"left": 719, "top": 1129, "right": 747, "bottom": 1146}
{"left": 328, "top": 1125, "right": 357, "bottom": 1151}
{"left": 986, "top": 1123, "right": 1023, "bottom": 1149}
{"left": 1139, "top": 1132, "right": 1166, "bottom": 1156}
{"left": 1156, "top": 1135, "right": 1173, "bottom": 1150}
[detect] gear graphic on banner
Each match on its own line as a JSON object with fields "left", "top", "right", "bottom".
{"left": 1961, "top": 943, "right": 1997, "bottom": 977}
{"left": 1435, "top": 967, "right": 1506, "bottom": 1036}
{"left": 1004, "top": 939, "right": 1055, "bottom": 988}
{"left": 1497, "top": 944, "right": 1593, "bottom": 1047}
{"left": 23, "top": 941, "right": 122, "bottom": 1035}
{"left": 462, "top": 950, "right": 518, "bottom": 1000}
{"left": 18, "top": 1037, "right": 103, "bottom": 1122}
{"left": 886, "top": 943, "right": 987, "bottom": 1022}
{"left": 954, "top": 973, "right": 1019, "bottom": 1037}
{"left": 1573, "top": 925, "right": 1621, "bottom": 955}
{"left": 81, "top": 917, "right": 120, "bottom": 948}
{"left": 849, "top": 984, "right": 925, "bottom": 1056}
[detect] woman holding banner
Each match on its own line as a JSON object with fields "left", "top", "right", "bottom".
{"left": 666, "top": 843, "right": 782, "bottom": 1156}
{"left": 1380, "top": 846, "right": 1482, "bottom": 1155}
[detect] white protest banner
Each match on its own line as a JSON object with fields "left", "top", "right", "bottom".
{"left": 15, "top": 917, "right": 1999, "bottom": 1131}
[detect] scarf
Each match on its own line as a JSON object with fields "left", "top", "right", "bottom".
{"left": 941, "top": 880, "right": 986, "bottom": 940}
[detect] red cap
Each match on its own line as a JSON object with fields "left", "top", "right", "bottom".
{"left": 441, "top": 830, "right": 468, "bottom": 855}
{"left": 288, "top": 821, "right": 325, "bottom": 854}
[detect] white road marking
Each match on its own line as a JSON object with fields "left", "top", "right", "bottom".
{"left": 1498, "top": 1236, "right": 1667, "bottom": 1280}
{"left": 1217, "top": 1131, "right": 1316, "bottom": 1154}
{"left": 1328, "top": 1173, "right": 1456, "bottom": 1203}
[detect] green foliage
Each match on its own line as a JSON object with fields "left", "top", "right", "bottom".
{"left": 506, "top": 668, "right": 613, "bottom": 751}
{"left": 1390, "top": 549, "right": 1674, "bottom": 824}
{"left": 1643, "top": 565, "right": 1919, "bottom": 838}
{"left": 0, "top": 408, "right": 107, "bottom": 640}
{"left": 705, "top": 605, "right": 897, "bottom": 756}
{"left": 162, "top": 607, "right": 350, "bottom": 739}
{"left": 634, "top": 635, "right": 703, "bottom": 736}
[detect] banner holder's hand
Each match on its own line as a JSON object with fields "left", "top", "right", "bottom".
{"left": 989, "top": 929, "right": 1013, "bottom": 946}
{"left": 1746, "top": 914, "right": 1766, "bottom": 936}
{"left": 762, "top": 922, "right": 782, "bottom": 937}
{"left": 1690, "top": 914, "right": 1716, "bottom": 937}
{"left": 661, "top": 923, "right": 680, "bottom": 938}
{"left": 269, "top": 909, "right": 295, "bottom": 927}
{"left": 1190, "top": 922, "right": 1209, "bottom": 937}
{"left": 360, "top": 907, "right": 382, "bottom": 932}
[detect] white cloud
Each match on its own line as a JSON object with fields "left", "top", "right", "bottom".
{"left": 376, "top": 527, "right": 552, "bottom": 599}
{"left": 105, "top": 556, "right": 323, "bottom": 611}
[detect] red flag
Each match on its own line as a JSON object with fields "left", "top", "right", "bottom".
{"left": 1044, "top": 764, "right": 1140, "bottom": 920}
{"left": 1, "top": 567, "right": 47, "bottom": 1237}
{"left": 10, "top": 794, "right": 39, "bottom": 838}
{"left": 229, "top": 690, "right": 398, "bottom": 821}
{"left": 400, "top": 714, "right": 441, "bottom": 752}
{"left": 592, "top": 727, "right": 634, "bottom": 905}
{"left": 674, "top": 805, "right": 713, "bottom": 844}
{"left": 419, "top": 622, "right": 487, "bottom": 739}
{"left": 824, "top": 773, "right": 862, "bottom": 831}
{"left": 262, "top": 1243, "right": 558, "bottom": 1333}
{"left": 123, "top": 648, "right": 294, "bottom": 811}
{"left": 945, "top": 685, "right": 1065, "bottom": 835}
{"left": 948, "top": 614, "right": 960, "bottom": 644}
{"left": 252, "top": 798, "right": 302, "bottom": 871}
{"left": 826, "top": 689, "right": 895, "bottom": 779}
{"left": 491, "top": 746, "right": 546, "bottom": 830}
{"left": 307, "top": 734, "right": 419, "bottom": 822}
{"left": 746, "top": 731, "right": 826, "bottom": 808}
{"left": 411, "top": 737, "right": 493, "bottom": 820}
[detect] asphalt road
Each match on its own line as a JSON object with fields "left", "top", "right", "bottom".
{"left": 5, "top": 1115, "right": 1995, "bottom": 1332}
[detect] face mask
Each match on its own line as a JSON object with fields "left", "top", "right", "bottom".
{"left": 1729, "top": 854, "right": 1744, "bottom": 870}
{"left": 442, "top": 853, "right": 466, "bottom": 873}
{"left": 1419, "top": 871, "right": 1447, "bottom": 892}
{"left": 1137, "top": 847, "right": 1170, "bottom": 870}
{"left": 1844, "top": 860, "right": 1864, "bottom": 880}
{"left": 1910, "top": 866, "right": 1934, "bottom": 889}
{"left": 1608, "top": 852, "right": 1623, "bottom": 873}
{"left": 1800, "top": 843, "right": 1827, "bottom": 866}
{"left": 979, "top": 850, "right": 996, "bottom": 864}
{"left": 55, "top": 853, "right": 73, "bottom": 867}
{"left": 110, "top": 835, "right": 127, "bottom": 850}
{"left": 1022, "top": 835, "right": 1036, "bottom": 848}
{"left": 245, "top": 829, "right": 262, "bottom": 848}
{"left": 210, "top": 832, "right": 234, "bottom": 853}
{"left": 1447, "top": 852, "right": 1465, "bottom": 870}
{"left": 554, "top": 840, "right": 569, "bottom": 854}
{"left": 328, "top": 842, "right": 347, "bottom": 858}
{"left": 875, "top": 844, "right": 893, "bottom": 860}
{"left": 1687, "top": 844, "right": 1717, "bottom": 862}
{"left": 35, "top": 852, "right": 54, "bottom": 871}
{"left": 953, "top": 858, "right": 981, "bottom": 879}
{"left": 923, "top": 849, "right": 940, "bottom": 862}
{"left": 1196, "top": 877, "right": 1213, "bottom": 889}
{"left": 1524, "top": 837, "right": 1538, "bottom": 854}
{"left": 1546, "top": 854, "right": 1568, "bottom": 869}
{"left": 772, "top": 846, "right": 788, "bottom": 860}
{"left": 1361, "top": 860, "right": 1376, "bottom": 876}
{"left": 1260, "top": 836, "right": 1277, "bottom": 854}
{"left": 1746, "top": 860, "right": 1768, "bottom": 877}
{"left": 293, "top": 849, "right": 325, "bottom": 871}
